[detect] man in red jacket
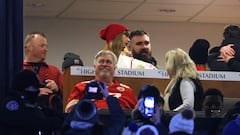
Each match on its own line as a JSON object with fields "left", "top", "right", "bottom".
{"left": 65, "top": 50, "right": 137, "bottom": 113}
{"left": 23, "top": 32, "right": 63, "bottom": 112}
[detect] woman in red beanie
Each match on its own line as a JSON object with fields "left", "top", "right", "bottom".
{"left": 100, "top": 24, "right": 157, "bottom": 70}
{"left": 100, "top": 23, "right": 131, "bottom": 58}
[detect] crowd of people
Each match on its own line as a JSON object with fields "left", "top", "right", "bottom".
{"left": 0, "top": 23, "right": 240, "bottom": 135}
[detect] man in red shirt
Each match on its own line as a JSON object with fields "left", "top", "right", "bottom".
{"left": 65, "top": 50, "right": 137, "bottom": 112}
{"left": 23, "top": 32, "right": 63, "bottom": 112}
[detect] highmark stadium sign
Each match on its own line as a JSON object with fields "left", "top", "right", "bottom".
{"left": 70, "top": 66, "right": 240, "bottom": 81}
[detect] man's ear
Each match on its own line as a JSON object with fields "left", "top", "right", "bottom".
{"left": 25, "top": 45, "right": 32, "bottom": 52}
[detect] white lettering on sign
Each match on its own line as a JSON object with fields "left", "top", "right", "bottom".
{"left": 70, "top": 66, "right": 240, "bottom": 81}
{"left": 117, "top": 69, "right": 144, "bottom": 77}
{"left": 198, "top": 72, "right": 226, "bottom": 80}
{"left": 71, "top": 66, "right": 94, "bottom": 76}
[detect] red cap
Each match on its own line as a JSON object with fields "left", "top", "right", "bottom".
{"left": 100, "top": 24, "right": 129, "bottom": 44}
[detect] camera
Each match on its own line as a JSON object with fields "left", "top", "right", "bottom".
{"left": 84, "top": 80, "right": 103, "bottom": 100}
{"left": 75, "top": 99, "right": 97, "bottom": 122}
{"left": 40, "top": 80, "right": 47, "bottom": 88}
{"left": 143, "top": 96, "right": 155, "bottom": 117}
{"left": 69, "top": 99, "right": 98, "bottom": 130}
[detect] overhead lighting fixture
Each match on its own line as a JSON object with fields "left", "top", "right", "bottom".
{"left": 31, "top": 2, "right": 45, "bottom": 8}
{"left": 159, "top": 9, "right": 176, "bottom": 13}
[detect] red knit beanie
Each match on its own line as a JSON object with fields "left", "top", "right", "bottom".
{"left": 100, "top": 24, "right": 129, "bottom": 44}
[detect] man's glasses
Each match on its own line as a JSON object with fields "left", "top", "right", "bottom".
{"left": 135, "top": 41, "right": 150, "bottom": 46}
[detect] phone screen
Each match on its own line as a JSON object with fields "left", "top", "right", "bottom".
{"left": 144, "top": 96, "right": 154, "bottom": 117}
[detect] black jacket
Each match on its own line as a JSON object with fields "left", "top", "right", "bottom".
{"left": 169, "top": 78, "right": 203, "bottom": 111}
{"left": 0, "top": 96, "right": 64, "bottom": 135}
{"left": 208, "top": 38, "right": 240, "bottom": 71}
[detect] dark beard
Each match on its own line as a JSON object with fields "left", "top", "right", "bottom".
{"left": 132, "top": 49, "right": 157, "bottom": 66}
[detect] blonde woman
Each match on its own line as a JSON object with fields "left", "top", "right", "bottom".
{"left": 100, "top": 24, "right": 157, "bottom": 70}
{"left": 100, "top": 23, "right": 130, "bottom": 59}
{"left": 164, "top": 48, "right": 203, "bottom": 111}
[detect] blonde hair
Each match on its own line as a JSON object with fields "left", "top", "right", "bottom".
{"left": 24, "top": 32, "right": 46, "bottom": 46}
{"left": 104, "top": 31, "right": 126, "bottom": 58}
{"left": 165, "top": 48, "right": 198, "bottom": 79}
{"left": 164, "top": 48, "right": 199, "bottom": 95}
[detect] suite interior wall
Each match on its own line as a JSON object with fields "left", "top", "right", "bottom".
{"left": 24, "top": 17, "right": 229, "bottom": 69}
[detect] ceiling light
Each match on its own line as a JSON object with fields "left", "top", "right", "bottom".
{"left": 159, "top": 9, "right": 176, "bottom": 13}
{"left": 31, "top": 2, "right": 45, "bottom": 8}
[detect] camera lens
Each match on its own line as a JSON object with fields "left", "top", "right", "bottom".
{"left": 75, "top": 100, "right": 97, "bottom": 121}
